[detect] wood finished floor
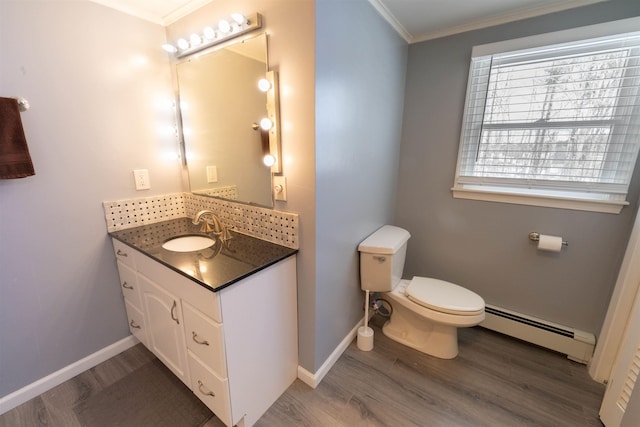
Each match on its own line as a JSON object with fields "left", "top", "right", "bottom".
{"left": 1, "top": 316, "right": 605, "bottom": 426}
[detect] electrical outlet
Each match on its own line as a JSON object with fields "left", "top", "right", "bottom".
{"left": 133, "top": 169, "right": 150, "bottom": 190}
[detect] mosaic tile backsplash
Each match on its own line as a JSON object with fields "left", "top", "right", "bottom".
{"left": 103, "top": 192, "right": 299, "bottom": 249}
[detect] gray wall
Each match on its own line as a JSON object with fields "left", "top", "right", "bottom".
{"left": 314, "top": 0, "right": 407, "bottom": 371}
{"left": 396, "top": 0, "right": 640, "bottom": 335}
{"left": 0, "top": 2, "right": 181, "bottom": 397}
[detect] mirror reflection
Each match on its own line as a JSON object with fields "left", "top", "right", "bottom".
{"left": 177, "top": 33, "right": 273, "bottom": 207}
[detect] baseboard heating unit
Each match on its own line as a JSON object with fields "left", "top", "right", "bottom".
{"left": 480, "top": 304, "right": 596, "bottom": 364}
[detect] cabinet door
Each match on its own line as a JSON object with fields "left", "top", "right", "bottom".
{"left": 139, "top": 275, "right": 189, "bottom": 386}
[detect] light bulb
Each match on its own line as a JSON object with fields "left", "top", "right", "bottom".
{"left": 263, "top": 154, "right": 276, "bottom": 167}
{"left": 161, "top": 43, "right": 177, "bottom": 53}
{"left": 177, "top": 38, "right": 189, "bottom": 50}
{"left": 218, "top": 19, "right": 231, "bottom": 33}
{"left": 190, "top": 33, "right": 202, "bottom": 46}
{"left": 258, "top": 78, "right": 271, "bottom": 92}
{"left": 231, "top": 13, "right": 247, "bottom": 25}
{"left": 203, "top": 26, "right": 216, "bottom": 40}
{"left": 260, "top": 118, "right": 273, "bottom": 130}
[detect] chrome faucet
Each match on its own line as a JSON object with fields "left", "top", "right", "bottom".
{"left": 192, "top": 210, "right": 233, "bottom": 241}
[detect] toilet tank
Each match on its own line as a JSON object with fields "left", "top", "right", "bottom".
{"left": 358, "top": 225, "right": 411, "bottom": 292}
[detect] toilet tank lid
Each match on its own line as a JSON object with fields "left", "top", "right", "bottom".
{"left": 358, "top": 225, "right": 411, "bottom": 254}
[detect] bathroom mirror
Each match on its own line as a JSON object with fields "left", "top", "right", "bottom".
{"left": 176, "top": 33, "right": 275, "bottom": 207}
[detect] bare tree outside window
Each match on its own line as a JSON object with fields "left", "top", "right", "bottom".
{"left": 476, "top": 50, "right": 628, "bottom": 183}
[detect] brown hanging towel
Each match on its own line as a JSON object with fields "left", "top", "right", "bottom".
{"left": 0, "top": 97, "right": 35, "bottom": 179}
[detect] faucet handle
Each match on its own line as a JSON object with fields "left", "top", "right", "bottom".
{"left": 221, "top": 227, "right": 234, "bottom": 241}
{"left": 199, "top": 221, "right": 214, "bottom": 233}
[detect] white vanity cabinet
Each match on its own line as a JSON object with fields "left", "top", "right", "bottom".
{"left": 111, "top": 238, "right": 298, "bottom": 427}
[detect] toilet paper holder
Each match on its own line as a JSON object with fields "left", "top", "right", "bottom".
{"left": 528, "top": 232, "right": 568, "bottom": 246}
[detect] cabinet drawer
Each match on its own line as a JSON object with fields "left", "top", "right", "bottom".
{"left": 183, "top": 301, "right": 226, "bottom": 378}
{"left": 188, "top": 351, "right": 232, "bottom": 427}
{"left": 116, "top": 261, "right": 141, "bottom": 308}
{"left": 112, "top": 239, "right": 136, "bottom": 269}
{"left": 124, "top": 299, "right": 147, "bottom": 346}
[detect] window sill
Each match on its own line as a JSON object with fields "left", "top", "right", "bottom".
{"left": 451, "top": 186, "right": 628, "bottom": 214}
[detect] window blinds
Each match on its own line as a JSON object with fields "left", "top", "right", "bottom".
{"left": 455, "top": 32, "right": 640, "bottom": 202}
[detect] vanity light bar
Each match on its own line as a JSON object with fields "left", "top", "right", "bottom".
{"left": 264, "top": 70, "right": 282, "bottom": 173}
{"left": 163, "top": 12, "right": 263, "bottom": 58}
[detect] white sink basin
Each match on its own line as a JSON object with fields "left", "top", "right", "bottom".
{"left": 162, "top": 235, "right": 216, "bottom": 252}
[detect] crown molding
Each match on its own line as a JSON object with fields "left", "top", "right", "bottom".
{"left": 367, "top": 0, "right": 412, "bottom": 43}
{"left": 369, "top": 0, "right": 608, "bottom": 44}
{"left": 411, "top": 0, "right": 608, "bottom": 43}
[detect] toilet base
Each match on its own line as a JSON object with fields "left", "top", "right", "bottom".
{"left": 382, "top": 306, "right": 459, "bottom": 359}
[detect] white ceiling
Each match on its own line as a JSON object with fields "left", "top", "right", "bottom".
{"left": 89, "top": 0, "right": 213, "bottom": 26}
{"left": 90, "top": 0, "right": 607, "bottom": 43}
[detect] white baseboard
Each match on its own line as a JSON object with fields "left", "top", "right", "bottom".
{"left": 0, "top": 335, "right": 138, "bottom": 415}
{"left": 297, "top": 318, "right": 363, "bottom": 389}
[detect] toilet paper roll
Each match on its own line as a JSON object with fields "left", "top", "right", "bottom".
{"left": 537, "top": 234, "right": 563, "bottom": 252}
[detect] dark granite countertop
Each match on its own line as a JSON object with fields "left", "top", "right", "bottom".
{"left": 110, "top": 218, "right": 297, "bottom": 293}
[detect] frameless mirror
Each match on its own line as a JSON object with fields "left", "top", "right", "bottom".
{"left": 176, "top": 33, "right": 275, "bottom": 207}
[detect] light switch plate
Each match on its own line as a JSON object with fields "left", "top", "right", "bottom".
{"left": 206, "top": 165, "right": 218, "bottom": 183}
{"left": 133, "top": 169, "right": 150, "bottom": 190}
{"left": 273, "top": 176, "right": 287, "bottom": 201}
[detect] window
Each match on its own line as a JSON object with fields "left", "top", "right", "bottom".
{"left": 453, "top": 20, "right": 640, "bottom": 213}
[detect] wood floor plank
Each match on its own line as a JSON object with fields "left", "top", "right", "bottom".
{"left": 0, "top": 396, "right": 51, "bottom": 427}
{"left": 257, "top": 376, "right": 356, "bottom": 426}
{"left": 89, "top": 343, "right": 156, "bottom": 388}
{"left": 328, "top": 350, "right": 475, "bottom": 426}
{"left": 254, "top": 386, "right": 347, "bottom": 427}
{"left": 198, "top": 415, "right": 227, "bottom": 427}
{"left": 259, "top": 319, "right": 605, "bottom": 427}
{"left": 40, "top": 369, "right": 101, "bottom": 427}
{"left": 0, "top": 318, "right": 606, "bottom": 427}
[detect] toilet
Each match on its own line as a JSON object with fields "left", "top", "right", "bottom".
{"left": 358, "top": 225, "right": 485, "bottom": 359}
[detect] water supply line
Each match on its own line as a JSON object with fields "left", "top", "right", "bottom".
{"left": 371, "top": 297, "right": 393, "bottom": 318}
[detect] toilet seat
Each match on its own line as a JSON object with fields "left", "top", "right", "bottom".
{"left": 405, "top": 277, "right": 484, "bottom": 316}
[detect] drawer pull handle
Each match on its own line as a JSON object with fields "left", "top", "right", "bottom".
{"left": 170, "top": 300, "right": 179, "bottom": 325}
{"left": 130, "top": 320, "right": 141, "bottom": 329}
{"left": 192, "top": 332, "right": 210, "bottom": 346}
{"left": 122, "top": 281, "right": 134, "bottom": 290}
{"left": 116, "top": 249, "right": 128, "bottom": 257}
{"left": 197, "top": 380, "right": 215, "bottom": 397}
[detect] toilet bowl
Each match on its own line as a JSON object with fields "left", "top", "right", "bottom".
{"left": 382, "top": 278, "right": 484, "bottom": 359}
{"left": 358, "top": 225, "right": 485, "bottom": 359}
